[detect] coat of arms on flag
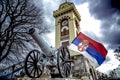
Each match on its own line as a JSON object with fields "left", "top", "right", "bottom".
{"left": 78, "top": 40, "right": 89, "bottom": 52}
{"left": 69, "top": 32, "right": 108, "bottom": 68}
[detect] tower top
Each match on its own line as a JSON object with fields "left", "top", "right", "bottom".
{"left": 53, "top": 1, "right": 81, "bottom": 21}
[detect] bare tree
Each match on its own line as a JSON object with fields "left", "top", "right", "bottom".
{"left": 0, "top": 0, "right": 46, "bottom": 62}
{"left": 114, "top": 46, "right": 120, "bottom": 61}
{"left": 97, "top": 71, "right": 109, "bottom": 80}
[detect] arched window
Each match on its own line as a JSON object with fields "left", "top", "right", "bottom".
{"left": 61, "top": 19, "right": 69, "bottom": 36}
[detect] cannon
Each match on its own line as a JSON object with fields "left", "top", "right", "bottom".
{"left": 24, "top": 28, "right": 72, "bottom": 78}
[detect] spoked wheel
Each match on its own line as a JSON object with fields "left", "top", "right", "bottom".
{"left": 57, "top": 46, "right": 72, "bottom": 78}
{"left": 25, "top": 50, "right": 44, "bottom": 78}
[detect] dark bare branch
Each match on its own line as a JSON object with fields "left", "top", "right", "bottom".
{"left": 0, "top": 0, "right": 45, "bottom": 62}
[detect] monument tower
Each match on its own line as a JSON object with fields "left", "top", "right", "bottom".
{"left": 53, "top": 1, "right": 98, "bottom": 80}
{"left": 53, "top": 1, "right": 80, "bottom": 51}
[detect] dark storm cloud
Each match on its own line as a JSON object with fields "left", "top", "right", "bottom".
{"left": 33, "top": 0, "right": 64, "bottom": 46}
{"left": 69, "top": 0, "right": 87, "bottom": 5}
{"left": 87, "top": 0, "right": 120, "bottom": 49}
{"left": 33, "top": 0, "right": 62, "bottom": 32}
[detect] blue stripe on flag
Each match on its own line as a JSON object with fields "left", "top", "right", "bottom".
{"left": 72, "top": 38, "right": 82, "bottom": 46}
{"left": 86, "top": 46, "right": 105, "bottom": 65}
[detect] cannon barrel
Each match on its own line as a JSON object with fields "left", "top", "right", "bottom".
{"left": 25, "top": 28, "right": 72, "bottom": 78}
{"left": 29, "top": 28, "right": 51, "bottom": 55}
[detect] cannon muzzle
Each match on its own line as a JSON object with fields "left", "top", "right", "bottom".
{"left": 29, "top": 28, "right": 51, "bottom": 55}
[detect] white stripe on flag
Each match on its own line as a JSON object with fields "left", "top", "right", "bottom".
{"left": 69, "top": 44, "right": 80, "bottom": 53}
{"left": 69, "top": 43, "right": 99, "bottom": 68}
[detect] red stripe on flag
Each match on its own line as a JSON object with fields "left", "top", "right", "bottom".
{"left": 77, "top": 32, "right": 108, "bottom": 58}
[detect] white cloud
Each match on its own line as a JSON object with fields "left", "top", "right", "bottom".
{"left": 76, "top": 3, "right": 101, "bottom": 37}
{"left": 97, "top": 50, "right": 120, "bottom": 74}
{"left": 46, "top": 31, "right": 55, "bottom": 47}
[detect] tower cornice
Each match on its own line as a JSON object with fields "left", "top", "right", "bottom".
{"left": 53, "top": 2, "right": 81, "bottom": 21}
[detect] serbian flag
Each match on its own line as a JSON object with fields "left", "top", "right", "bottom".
{"left": 69, "top": 32, "right": 108, "bottom": 68}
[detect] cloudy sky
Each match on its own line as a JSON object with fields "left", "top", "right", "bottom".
{"left": 34, "top": 0, "right": 120, "bottom": 73}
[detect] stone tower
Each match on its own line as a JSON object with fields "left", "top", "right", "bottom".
{"left": 53, "top": 1, "right": 80, "bottom": 51}
{"left": 53, "top": 1, "right": 98, "bottom": 80}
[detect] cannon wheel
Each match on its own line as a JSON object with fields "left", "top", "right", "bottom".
{"left": 25, "top": 50, "right": 44, "bottom": 78}
{"left": 57, "top": 46, "right": 72, "bottom": 78}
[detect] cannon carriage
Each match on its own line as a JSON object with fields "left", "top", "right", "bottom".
{"left": 24, "top": 28, "right": 73, "bottom": 78}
